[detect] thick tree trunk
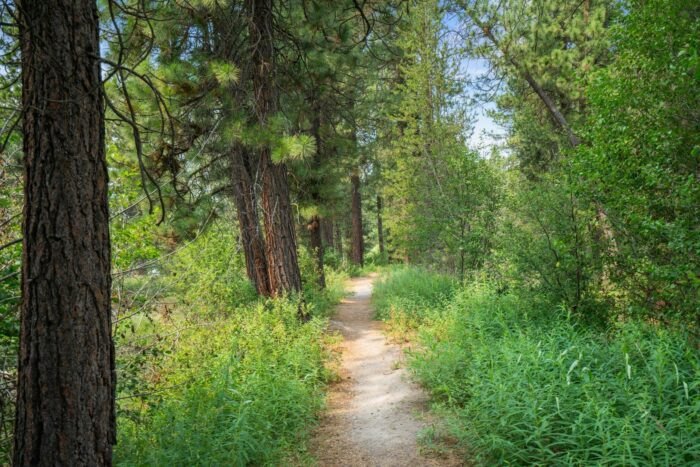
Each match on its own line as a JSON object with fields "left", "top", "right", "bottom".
{"left": 307, "top": 215, "right": 326, "bottom": 288}
{"left": 247, "top": 0, "right": 302, "bottom": 297}
{"left": 350, "top": 171, "right": 364, "bottom": 267}
{"left": 14, "top": 1, "right": 115, "bottom": 464}
{"left": 231, "top": 146, "right": 271, "bottom": 296}
{"left": 377, "top": 195, "right": 384, "bottom": 255}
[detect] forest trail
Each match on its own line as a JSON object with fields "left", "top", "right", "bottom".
{"left": 309, "top": 276, "right": 463, "bottom": 467}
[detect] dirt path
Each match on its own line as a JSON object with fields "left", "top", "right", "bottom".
{"left": 310, "top": 276, "right": 463, "bottom": 467}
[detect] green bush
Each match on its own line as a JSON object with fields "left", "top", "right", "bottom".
{"left": 114, "top": 223, "right": 346, "bottom": 466}
{"left": 164, "top": 223, "right": 258, "bottom": 313}
{"left": 572, "top": 0, "right": 700, "bottom": 325}
{"left": 495, "top": 172, "right": 607, "bottom": 323}
{"left": 373, "top": 266, "right": 457, "bottom": 321}
{"left": 115, "top": 299, "right": 331, "bottom": 466}
{"left": 409, "top": 283, "right": 700, "bottom": 465}
{"left": 375, "top": 268, "right": 700, "bottom": 465}
{"left": 372, "top": 267, "right": 457, "bottom": 340}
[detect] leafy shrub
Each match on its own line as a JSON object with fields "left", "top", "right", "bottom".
{"left": 404, "top": 282, "right": 700, "bottom": 465}
{"left": 114, "top": 222, "right": 346, "bottom": 465}
{"left": 494, "top": 172, "right": 607, "bottom": 323}
{"left": 323, "top": 248, "right": 342, "bottom": 270}
{"left": 372, "top": 267, "right": 457, "bottom": 339}
{"left": 365, "top": 244, "right": 389, "bottom": 267}
{"left": 373, "top": 268, "right": 700, "bottom": 465}
{"left": 164, "top": 223, "right": 258, "bottom": 313}
{"left": 572, "top": 0, "right": 700, "bottom": 325}
{"left": 373, "top": 267, "right": 457, "bottom": 321}
{"left": 302, "top": 267, "right": 348, "bottom": 319}
{"left": 115, "top": 299, "right": 331, "bottom": 466}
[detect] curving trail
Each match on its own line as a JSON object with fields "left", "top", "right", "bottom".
{"left": 310, "top": 276, "right": 463, "bottom": 467}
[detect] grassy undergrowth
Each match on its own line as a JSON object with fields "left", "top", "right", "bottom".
{"left": 114, "top": 226, "right": 347, "bottom": 466}
{"left": 373, "top": 266, "right": 457, "bottom": 340}
{"left": 374, "top": 267, "right": 700, "bottom": 465}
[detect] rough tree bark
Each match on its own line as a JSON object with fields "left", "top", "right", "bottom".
{"left": 350, "top": 170, "right": 364, "bottom": 267}
{"left": 230, "top": 146, "right": 271, "bottom": 296}
{"left": 246, "top": 0, "right": 302, "bottom": 296}
{"left": 14, "top": 1, "right": 116, "bottom": 464}
{"left": 212, "top": 17, "right": 271, "bottom": 297}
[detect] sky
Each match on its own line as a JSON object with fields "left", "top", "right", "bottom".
{"left": 443, "top": 11, "right": 507, "bottom": 152}
{"left": 466, "top": 58, "right": 505, "bottom": 151}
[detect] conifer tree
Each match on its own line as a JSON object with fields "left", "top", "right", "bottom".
{"left": 453, "top": 0, "right": 613, "bottom": 168}
{"left": 378, "top": 0, "right": 500, "bottom": 273}
{"left": 14, "top": 1, "right": 115, "bottom": 464}
{"left": 246, "top": 0, "right": 302, "bottom": 296}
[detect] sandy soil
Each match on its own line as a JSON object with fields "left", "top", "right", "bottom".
{"left": 309, "top": 276, "right": 464, "bottom": 467}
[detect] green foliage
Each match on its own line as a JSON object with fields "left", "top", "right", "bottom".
{"left": 165, "top": 223, "right": 258, "bottom": 313}
{"left": 108, "top": 144, "right": 165, "bottom": 271}
{"left": 380, "top": 0, "right": 502, "bottom": 274}
{"left": 460, "top": 0, "right": 615, "bottom": 172}
{"left": 271, "top": 134, "right": 317, "bottom": 164}
{"left": 573, "top": 0, "right": 700, "bottom": 324}
{"left": 115, "top": 299, "right": 330, "bottom": 466}
{"left": 372, "top": 267, "right": 457, "bottom": 338}
{"left": 494, "top": 169, "right": 605, "bottom": 321}
{"left": 0, "top": 243, "right": 20, "bottom": 352}
{"left": 0, "top": 112, "right": 22, "bottom": 462}
{"left": 209, "top": 61, "right": 240, "bottom": 85}
{"left": 364, "top": 244, "right": 388, "bottom": 267}
{"left": 298, "top": 244, "right": 348, "bottom": 317}
{"left": 377, "top": 268, "right": 700, "bottom": 465}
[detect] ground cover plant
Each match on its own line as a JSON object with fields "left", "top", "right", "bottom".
{"left": 113, "top": 224, "right": 346, "bottom": 466}
{"left": 375, "top": 267, "right": 700, "bottom": 465}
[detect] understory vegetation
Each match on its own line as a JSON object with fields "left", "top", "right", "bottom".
{"left": 374, "top": 268, "right": 700, "bottom": 465}
{"left": 371, "top": 2, "right": 700, "bottom": 462}
{"left": 113, "top": 223, "right": 346, "bottom": 466}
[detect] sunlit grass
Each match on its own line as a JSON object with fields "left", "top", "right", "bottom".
{"left": 376, "top": 267, "right": 700, "bottom": 465}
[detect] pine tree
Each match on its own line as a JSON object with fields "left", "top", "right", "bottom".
{"left": 379, "top": 0, "right": 500, "bottom": 273}
{"left": 246, "top": 0, "right": 303, "bottom": 297}
{"left": 14, "top": 1, "right": 115, "bottom": 464}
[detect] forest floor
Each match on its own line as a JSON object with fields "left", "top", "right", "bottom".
{"left": 309, "top": 275, "right": 464, "bottom": 467}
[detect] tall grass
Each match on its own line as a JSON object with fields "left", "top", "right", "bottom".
{"left": 376, "top": 268, "right": 700, "bottom": 465}
{"left": 372, "top": 267, "right": 456, "bottom": 339}
{"left": 115, "top": 299, "right": 333, "bottom": 466}
{"left": 114, "top": 225, "right": 347, "bottom": 466}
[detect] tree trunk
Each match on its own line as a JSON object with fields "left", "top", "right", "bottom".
{"left": 14, "top": 1, "right": 115, "bottom": 464}
{"left": 321, "top": 217, "right": 334, "bottom": 250}
{"left": 231, "top": 146, "right": 271, "bottom": 296}
{"left": 246, "top": 0, "right": 302, "bottom": 297}
{"left": 307, "top": 215, "right": 326, "bottom": 288}
{"left": 334, "top": 220, "right": 343, "bottom": 259}
{"left": 377, "top": 195, "right": 384, "bottom": 255}
{"left": 350, "top": 171, "right": 364, "bottom": 267}
{"left": 306, "top": 95, "right": 326, "bottom": 288}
